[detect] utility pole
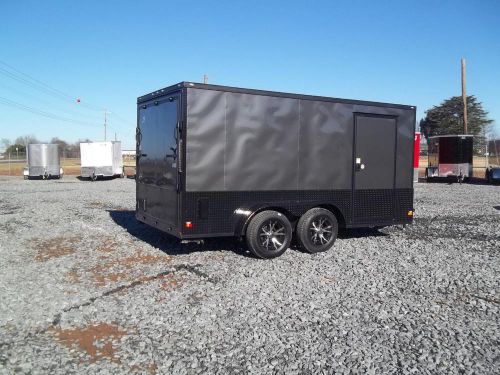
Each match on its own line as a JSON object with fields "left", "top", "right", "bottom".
{"left": 461, "top": 58, "right": 468, "bottom": 134}
{"left": 203, "top": 74, "right": 208, "bottom": 84}
{"left": 104, "top": 109, "right": 108, "bottom": 141}
{"left": 115, "top": 132, "right": 117, "bottom": 142}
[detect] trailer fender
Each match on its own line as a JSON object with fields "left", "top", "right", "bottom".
{"left": 316, "top": 204, "right": 346, "bottom": 228}
{"left": 232, "top": 205, "right": 295, "bottom": 237}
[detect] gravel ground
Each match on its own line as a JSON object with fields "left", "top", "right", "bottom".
{"left": 0, "top": 176, "right": 499, "bottom": 374}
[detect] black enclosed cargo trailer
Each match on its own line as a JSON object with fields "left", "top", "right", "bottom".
{"left": 136, "top": 82, "right": 416, "bottom": 258}
{"left": 426, "top": 135, "right": 473, "bottom": 182}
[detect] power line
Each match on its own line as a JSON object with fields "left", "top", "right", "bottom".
{"left": 0, "top": 64, "right": 102, "bottom": 112}
{"left": 0, "top": 60, "right": 74, "bottom": 101}
{"left": 0, "top": 66, "right": 72, "bottom": 103}
{"left": 0, "top": 81, "right": 103, "bottom": 122}
{"left": 109, "top": 112, "right": 135, "bottom": 126}
{"left": 0, "top": 96, "right": 101, "bottom": 127}
{"left": 0, "top": 59, "right": 134, "bottom": 127}
{"left": 0, "top": 66, "right": 130, "bottom": 129}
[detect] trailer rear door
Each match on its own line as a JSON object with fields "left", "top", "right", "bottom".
{"left": 136, "top": 94, "right": 180, "bottom": 229}
{"left": 353, "top": 114, "right": 397, "bottom": 223}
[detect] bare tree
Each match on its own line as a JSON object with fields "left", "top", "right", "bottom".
{"left": 0, "top": 138, "right": 11, "bottom": 152}
{"left": 14, "top": 135, "right": 40, "bottom": 147}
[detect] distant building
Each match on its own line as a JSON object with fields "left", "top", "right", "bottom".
{"left": 122, "top": 149, "right": 136, "bottom": 156}
{"left": 122, "top": 149, "right": 136, "bottom": 160}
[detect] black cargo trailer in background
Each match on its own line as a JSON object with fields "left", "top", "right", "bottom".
{"left": 136, "top": 82, "right": 416, "bottom": 258}
{"left": 426, "top": 135, "right": 473, "bottom": 182}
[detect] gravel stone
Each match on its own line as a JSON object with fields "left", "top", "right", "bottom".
{"left": 0, "top": 176, "right": 499, "bottom": 374}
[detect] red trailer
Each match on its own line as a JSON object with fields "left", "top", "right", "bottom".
{"left": 414, "top": 132, "right": 421, "bottom": 182}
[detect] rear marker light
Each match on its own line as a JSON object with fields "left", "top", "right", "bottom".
{"left": 185, "top": 221, "right": 193, "bottom": 229}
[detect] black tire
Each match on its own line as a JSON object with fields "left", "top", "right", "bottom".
{"left": 246, "top": 210, "right": 292, "bottom": 259}
{"left": 296, "top": 208, "right": 338, "bottom": 254}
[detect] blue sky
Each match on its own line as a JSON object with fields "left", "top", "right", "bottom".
{"left": 1, "top": 0, "right": 499, "bottom": 150}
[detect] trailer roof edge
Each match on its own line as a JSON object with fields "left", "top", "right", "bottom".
{"left": 428, "top": 134, "right": 474, "bottom": 138}
{"left": 137, "top": 81, "right": 416, "bottom": 110}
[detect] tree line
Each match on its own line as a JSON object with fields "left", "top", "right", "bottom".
{"left": 1, "top": 136, "right": 91, "bottom": 158}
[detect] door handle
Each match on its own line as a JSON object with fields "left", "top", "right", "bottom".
{"left": 355, "top": 157, "right": 365, "bottom": 171}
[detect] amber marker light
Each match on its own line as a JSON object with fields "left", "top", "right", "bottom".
{"left": 407, "top": 211, "right": 414, "bottom": 217}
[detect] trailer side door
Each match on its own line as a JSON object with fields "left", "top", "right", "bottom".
{"left": 352, "top": 114, "right": 397, "bottom": 224}
{"left": 136, "top": 94, "right": 180, "bottom": 231}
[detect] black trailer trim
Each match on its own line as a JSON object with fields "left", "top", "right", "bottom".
{"left": 176, "top": 188, "right": 413, "bottom": 239}
{"left": 136, "top": 211, "right": 180, "bottom": 237}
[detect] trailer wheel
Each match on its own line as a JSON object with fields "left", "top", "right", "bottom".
{"left": 246, "top": 210, "right": 292, "bottom": 259}
{"left": 297, "top": 208, "right": 338, "bottom": 254}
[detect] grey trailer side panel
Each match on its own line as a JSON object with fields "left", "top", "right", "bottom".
{"left": 394, "top": 109, "right": 415, "bottom": 188}
{"left": 186, "top": 90, "right": 300, "bottom": 191}
{"left": 298, "top": 100, "right": 353, "bottom": 190}
{"left": 185, "top": 89, "right": 226, "bottom": 191}
{"left": 185, "top": 88, "right": 414, "bottom": 192}
{"left": 225, "top": 93, "right": 300, "bottom": 190}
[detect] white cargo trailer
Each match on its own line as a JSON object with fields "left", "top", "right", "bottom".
{"left": 80, "top": 141, "right": 124, "bottom": 181}
{"left": 26, "top": 143, "right": 63, "bottom": 179}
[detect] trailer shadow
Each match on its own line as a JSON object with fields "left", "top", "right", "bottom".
{"left": 108, "top": 210, "right": 246, "bottom": 257}
{"left": 338, "top": 227, "right": 389, "bottom": 239}
{"left": 77, "top": 176, "right": 122, "bottom": 182}
{"left": 26, "top": 176, "right": 62, "bottom": 180}
{"left": 109, "top": 210, "right": 390, "bottom": 258}
{"left": 422, "top": 177, "right": 490, "bottom": 185}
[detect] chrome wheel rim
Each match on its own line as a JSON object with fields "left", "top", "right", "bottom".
{"left": 259, "top": 219, "right": 287, "bottom": 251}
{"left": 309, "top": 216, "right": 334, "bottom": 246}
